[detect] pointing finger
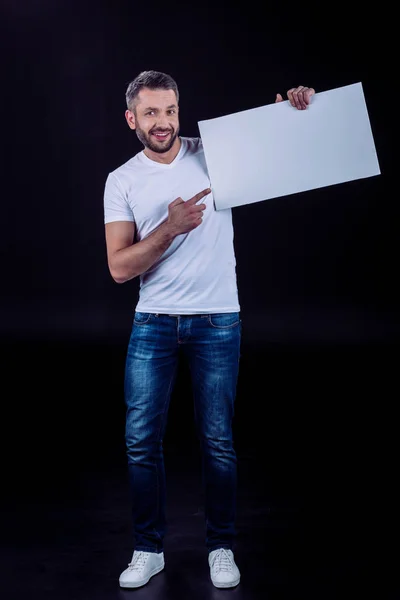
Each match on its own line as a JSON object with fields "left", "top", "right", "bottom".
{"left": 186, "top": 188, "right": 211, "bottom": 205}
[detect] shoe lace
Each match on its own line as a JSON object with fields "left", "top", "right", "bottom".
{"left": 211, "top": 549, "right": 233, "bottom": 573}
{"left": 127, "top": 551, "right": 148, "bottom": 571}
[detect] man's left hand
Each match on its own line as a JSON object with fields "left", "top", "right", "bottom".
{"left": 275, "top": 86, "right": 315, "bottom": 110}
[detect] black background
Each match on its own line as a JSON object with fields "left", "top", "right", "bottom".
{"left": 1, "top": 2, "right": 396, "bottom": 342}
{"left": 1, "top": 2, "right": 398, "bottom": 597}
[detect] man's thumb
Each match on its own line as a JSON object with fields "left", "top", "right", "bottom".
{"left": 275, "top": 93, "right": 283, "bottom": 103}
{"left": 170, "top": 197, "right": 184, "bottom": 207}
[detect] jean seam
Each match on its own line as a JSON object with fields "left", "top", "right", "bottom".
{"left": 154, "top": 361, "right": 177, "bottom": 546}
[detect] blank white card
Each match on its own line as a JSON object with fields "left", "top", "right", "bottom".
{"left": 197, "top": 82, "right": 381, "bottom": 210}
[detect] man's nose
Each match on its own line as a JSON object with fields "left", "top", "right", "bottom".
{"left": 156, "top": 116, "right": 171, "bottom": 128}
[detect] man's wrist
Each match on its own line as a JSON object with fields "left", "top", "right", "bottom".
{"left": 161, "top": 220, "right": 179, "bottom": 241}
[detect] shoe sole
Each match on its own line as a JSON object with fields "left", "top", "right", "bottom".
{"left": 119, "top": 562, "right": 165, "bottom": 588}
{"left": 211, "top": 576, "right": 240, "bottom": 588}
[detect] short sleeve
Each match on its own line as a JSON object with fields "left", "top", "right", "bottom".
{"left": 103, "top": 172, "right": 135, "bottom": 224}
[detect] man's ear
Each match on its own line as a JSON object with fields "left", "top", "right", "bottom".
{"left": 125, "top": 109, "right": 136, "bottom": 130}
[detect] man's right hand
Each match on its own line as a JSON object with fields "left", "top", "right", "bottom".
{"left": 167, "top": 188, "right": 211, "bottom": 236}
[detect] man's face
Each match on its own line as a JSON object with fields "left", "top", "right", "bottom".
{"left": 126, "top": 88, "right": 180, "bottom": 154}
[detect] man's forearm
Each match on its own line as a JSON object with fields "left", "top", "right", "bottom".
{"left": 110, "top": 221, "right": 178, "bottom": 283}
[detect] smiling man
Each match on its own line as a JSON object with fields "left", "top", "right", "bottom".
{"left": 103, "top": 70, "right": 314, "bottom": 590}
{"left": 126, "top": 87, "right": 181, "bottom": 156}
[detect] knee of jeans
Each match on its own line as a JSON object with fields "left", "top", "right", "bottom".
{"left": 201, "top": 436, "right": 235, "bottom": 458}
{"left": 125, "top": 435, "right": 161, "bottom": 464}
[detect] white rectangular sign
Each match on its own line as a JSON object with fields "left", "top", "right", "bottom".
{"left": 198, "top": 82, "right": 381, "bottom": 210}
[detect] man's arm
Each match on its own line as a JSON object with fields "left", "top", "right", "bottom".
{"left": 105, "top": 220, "right": 178, "bottom": 284}
{"left": 105, "top": 187, "right": 211, "bottom": 284}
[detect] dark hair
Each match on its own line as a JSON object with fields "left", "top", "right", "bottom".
{"left": 125, "top": 70, "right": 179, "bottom": 112}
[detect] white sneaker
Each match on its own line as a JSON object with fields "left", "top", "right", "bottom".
{"left": 209, "top": 548, "right": 241, "bottom": 588}
{"left": 119, "top": 550, "right": 165, "bottom": 588}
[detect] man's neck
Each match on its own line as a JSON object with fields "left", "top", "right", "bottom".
{"left": 143, "top": 136, "right": 182, "bottom": 165}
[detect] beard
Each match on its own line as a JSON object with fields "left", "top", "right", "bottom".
{"left": 135, "top": 121, "right": 180, "bottom": 154}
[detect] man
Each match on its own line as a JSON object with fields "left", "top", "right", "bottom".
{"left": 103, "top": 70, "right": 315, "bottom": 589}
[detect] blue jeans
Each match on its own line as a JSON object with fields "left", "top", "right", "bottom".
{"left": 124, "top": 312, "right": 241, "bottom": 554}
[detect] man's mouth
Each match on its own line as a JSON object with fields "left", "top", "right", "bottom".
{"left": 152, "top": 131, "right": 171, "bottom": 140}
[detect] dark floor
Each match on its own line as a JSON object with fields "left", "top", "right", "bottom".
{"left": 1, "top": 338, "right": 398, "bottom": 599}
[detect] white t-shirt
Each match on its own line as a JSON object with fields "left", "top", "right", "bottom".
{"left": 103, "top": 136, "right": 240, "bottom": 314}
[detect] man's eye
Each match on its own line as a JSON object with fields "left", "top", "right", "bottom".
{"left": 146, "top": 111, "right": 155, "bottom": 116}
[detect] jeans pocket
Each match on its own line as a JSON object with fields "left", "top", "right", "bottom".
{"left": 134, "top": 312, "right": 153, "bottom": 325}
{"left": 208, "top": 312, "right": 240, "bottom": 329}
